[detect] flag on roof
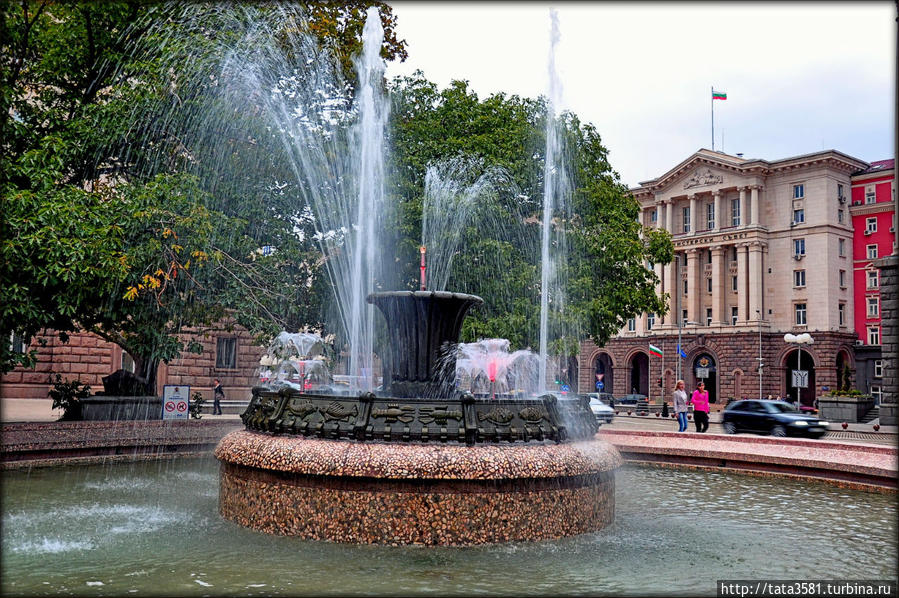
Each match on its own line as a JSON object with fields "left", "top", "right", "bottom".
{"left": 649, "top": 344, "right": 663, "bottom": 357}
{"left": 712, "top": 90, "right": 727, "bottom": 100}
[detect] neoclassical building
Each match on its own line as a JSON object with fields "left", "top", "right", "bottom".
{"left": 579, "top": 148, "right": 867, "bottom": 407}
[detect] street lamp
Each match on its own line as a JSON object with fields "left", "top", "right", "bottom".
{"left": 784, "top": 332, "right": 814, "bottom": 408}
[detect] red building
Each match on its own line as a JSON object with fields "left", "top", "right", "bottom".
{"left": 850, "top": 159, "right": 895, "bottom": 403}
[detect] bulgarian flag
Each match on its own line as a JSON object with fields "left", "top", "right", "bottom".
{"left": 712, "top": 90, "right": 727, "bottom": 100}
{"left": 649, "top": 343, "right": 663, "bottom": 358}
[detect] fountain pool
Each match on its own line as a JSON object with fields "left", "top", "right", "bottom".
{"left": 3, "top": 458, "right": 895, "bottom": 596}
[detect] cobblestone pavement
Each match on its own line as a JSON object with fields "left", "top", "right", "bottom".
{"left": 602, "top": 414, "right": 898, "bottom": 446}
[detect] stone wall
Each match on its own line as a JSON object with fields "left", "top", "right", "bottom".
{"left": 874, "top": 255, "right": 898, "bottom": 425}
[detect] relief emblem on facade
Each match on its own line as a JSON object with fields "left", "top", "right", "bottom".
{"left": 684, "top": 167, "right": 724, "bottom": 190}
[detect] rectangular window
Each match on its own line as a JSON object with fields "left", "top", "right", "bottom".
{"left": 707, "top": 277, "right": 712, "bottom": 293}
{"left": 865, "top": 185, "right": 876, "bottom": 204}
{"left": 868, "top": 326, "right": 880, "bottom": 345}
{"left": 793, "top": 238, "right": 806, "bottom": 256}
{"left": 683, "top": 278, "right": 689, "bottom": 296}
{"left": 706, "top": 308, "right": 712, "bottom": 326}
{"left": 650, "top": 209, "right": 657, "bottom": 223}
{"left": 868, "top": 270, "right": 879, "bottom": 289}
{"left": 732, "top": 275, "right": 738, "bottom": 292}
{"left": 793, "top": 270, "right": 806, "bottom": 288}
{"left": 839, "top": 270, "right": 846, "bottom": 287}
{"left": 683, "top": 207, "right": 691, "bottom": 233}
{"left": 868, "top": 297, "right": 880, "bottom": 317}
{"left": 682, "top": 309, "right": 688, "bottom": 326}
{"left": 874, "top": 359, "right": 883, "bottom": 378}
{"left": 793, "top": 184, "right": 804, "bottom": 199}
{"left": 627, "top": 318, "right": 635, "bottom": 332}
{"left": 838, "top": 238, "right": 845, "bottom": 256}
{"left": 731, "top": 306, "right": 738, "bottom": 325}
{"left": 216, "top": 337, "right": 237, "bottom": 369}
{"left": 707, "top": 203, "right": 715, "bottom": 230}
{"left": 866, "top": 217, "right": 877, "bottom": 233}
{"left": 9, "top": 332, "right": 28, "bottom": 354}
{"left": 795, "top": 303, "right": 807, "bottom": 326}
{"left": 871, "top": 385, "right": 882, "bottom": 403}
{"left": 731, "top": 198, "right": 741, "bottom": 226}
{"left": 121, "top": 352, "right": 135, "bottom": 373}
{"left": 838, "top": 183, "right": 845, "bottom": 200}
{"left": 837, "top": 209, "right": 844, "bottom": 224}
{"left": 792, "top": 208, "right": 805, "bottom": 224}
{"left": 647, "top": 313, "right": 655, "bottom": 330}
{"left": 867, "top": 244, "right": 878, "bottom": 259}
{"left": 838, "top": 303, "right": 846, "bottom": 326}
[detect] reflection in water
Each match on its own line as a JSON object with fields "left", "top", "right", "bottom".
{"left": 2, "top": 460, "right": 896, "bottom": 596}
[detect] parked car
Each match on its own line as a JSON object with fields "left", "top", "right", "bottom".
{"left": 617, "top": 393, "right": 646, "bottom": 405}
{"left": 586, "top": 396, "right": 615, "bottom": 424}
{"left": 721, "top": 399, "right": 829, "bottom": 438}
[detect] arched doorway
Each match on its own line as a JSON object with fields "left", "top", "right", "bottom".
{"left": 629, "top": 352, "right": 649, "bottom": 396}
{"left": 835, "top": 350, "right": 851, "bottom": 393}
{"left": 692, "top": 353, "right": 718, "bottom": 403}
{"left": 784, "top": 349, "right": 816, "bottom": 408}
{"left": 593, "top": 353, "right": 614, "bottom": 395}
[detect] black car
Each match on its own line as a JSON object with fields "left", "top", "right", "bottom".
{"left": 721, "top": 399, "right": 830, "bottom": 438}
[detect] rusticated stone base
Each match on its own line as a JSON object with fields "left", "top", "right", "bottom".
{"left": 215, "top": 430, "right": 621, "bottom": 545}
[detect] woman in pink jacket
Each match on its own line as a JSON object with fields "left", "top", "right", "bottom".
{"left": 689, "top": 381, "right": 710, "bottom": 433}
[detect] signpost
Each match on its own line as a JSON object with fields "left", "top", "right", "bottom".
{"left": 162, "top": 385, "right": 190, "bottom": 420}
{"left": 792, "top": 370, "right": 809, "bottom": 389}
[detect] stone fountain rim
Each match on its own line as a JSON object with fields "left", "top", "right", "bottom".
{"left": 366, "top": 290, "right": 484, "bottom": 305}
{"left": 215, "top": 429, "right": 622, "bottom": 480}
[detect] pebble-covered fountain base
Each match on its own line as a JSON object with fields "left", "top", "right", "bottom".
{"left": 215, "top": 430, "right": 622, "bottom": 545}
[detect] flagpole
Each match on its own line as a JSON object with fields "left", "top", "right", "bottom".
{"left": 711, "top": 86, "right": 715, "bottom": 151}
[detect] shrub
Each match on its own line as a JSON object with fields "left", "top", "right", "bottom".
{"left": 190, "top": 392, "right": 205, "bottom": 419}
{"left": 48, "top": 374, "right": 91, "bottom": 421}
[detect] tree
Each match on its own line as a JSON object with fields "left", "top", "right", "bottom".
{"left": 0, "top": 1, "right": 405, "bottom": 384}
{"left": 387, "top": 73, "right": 672, "bottom": 352}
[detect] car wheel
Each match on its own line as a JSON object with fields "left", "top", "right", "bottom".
{"left": 771, "top": 425, "right": 787, "bottom": 438}
{"left": 723, "top": 421, "right": 737, "bottom": 434}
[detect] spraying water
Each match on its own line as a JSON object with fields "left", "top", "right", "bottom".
{"left": 538, "top": 8, "right": 569, "bottom": 393}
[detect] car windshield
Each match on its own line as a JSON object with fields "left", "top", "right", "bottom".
{"left": 765, "top": 402, "right": 799, "bottom": 414}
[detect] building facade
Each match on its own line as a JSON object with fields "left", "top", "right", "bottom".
{"left": 849, "top": 159, "right": 895, "bottom": 403}
{"left": 579, "top": 149, "right": 867, "bottom": 408}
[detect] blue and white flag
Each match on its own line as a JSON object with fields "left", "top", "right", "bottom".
{"left": 676, "top": 344, "right": 688, "bottom": 359}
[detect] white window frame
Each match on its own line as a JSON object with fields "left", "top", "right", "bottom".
{"left": 731, "top": 198, "right": 741, "bottom": 226}
{"left": 871, "top": 385, "right": 882, "bottom": 403}
{"left": 793, "top": 270, "right": 806, "bottom": 288}
{"left": 705, "top": 308, "right": 712, "bottom": 327}
{"left": 647, "top": 313, "right": 655, "bottom": 330}
{"left": 868, "top": 297, "right": 880, "bottom": 317}
{"left": 706, "top": 203, "right": 715, "bottom": 230}
{"left": 867, "top": 270, "right": 879, "bottom": 289}
{"left": 121, "top": 352, "right": 136, "bottom": 373}
{"left": 867, "top": 244, "right": 878, "bottom": 260}
{"left": 792, "top": 208, "right": 805, "bottom": 224}
{"left": 682, "top": 309, "right": 688, "bottom": 327}
{"left": 650, "top": 209, "right": 657, "bottom": 223}
{"left": 874, "top": 359, "right": 883, "bottom": 378}
{"left": 794, "top": 238, "right": 806, "bottom": 257}
{"left": 868, "top": 326, "right": 880, "bottom": 345}
{"left": 731, "top": 306, "right": 738, "bottom": 326}
{"left": 627, "top": 318, "right": 636, "bottom": 332}
{"left": 795, "top": 303, "right": 807, "bottom": 326}
{"left": 865, "top": 184, "right": 876, "bottom": 204}
{"left": 838, "top": 238, "right": 846, "bottom": 257}
{"left": 683, "top": 206, "right": 691, "bottom": 233}
{"left": 793, "top": 183, "right": 805, "bottom": 199}
{"left": 215, "top": 336, "right": 238, "bottom": 369}
{"left": 866, "top": 217, "right": 877, "bottom": 233}
{"left": 838, "top": 303, "right": 846, "bottom": 327}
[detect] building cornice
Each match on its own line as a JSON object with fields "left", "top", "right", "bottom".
{"left": 849, "top": 202, "right": 896, "bottom": 216}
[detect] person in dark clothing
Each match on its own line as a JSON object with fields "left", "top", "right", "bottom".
{"left": 212, "top": 378, "right": 224, "bottom": 415}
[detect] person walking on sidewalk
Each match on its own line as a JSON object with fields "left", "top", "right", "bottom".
{"left": 689, "top": 381, "right": 710, "bottom": 433}
{"left": 672, "top": 379, "right": 689, "bottom": 432}
{"left": 212, "top": 379, "right": 225, "bottom": 415}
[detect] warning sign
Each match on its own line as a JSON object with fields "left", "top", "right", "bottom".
{"left": 162, "top": 385, "right": 190, "bottom": 420}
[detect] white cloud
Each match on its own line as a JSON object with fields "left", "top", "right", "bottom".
{"left": 386, "top": 2, "right": 895, "bottom": 187}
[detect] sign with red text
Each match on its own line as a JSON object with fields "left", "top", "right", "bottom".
{"left": 162, "top": 385, "right": 190, "bottom": 420}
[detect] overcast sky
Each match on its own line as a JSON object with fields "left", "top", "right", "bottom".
{"left": 385, "top": 2, "right": 896, "bottom": 188}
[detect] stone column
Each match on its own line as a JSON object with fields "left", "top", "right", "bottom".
{"left": 874, "top": 255, "right": 898, "bottom": 425}
{"left": 687, "top": 249, "right": 701, "bottom": 325}
{"left": 712, "top": 246, "right": 726, "bottom": 325}
{"left": 666, "top": 200, "right": 674, "bottom": 234}
{"left": 712, "top": 191, "right": 721, "bottom": 231}
{"left": 656, "top": 202, "right": 665, "bottom": 230}
{"left": 738, "top": 187, "right": 747, "bottom": 227}
{"left": 748, "top": 241, "right": 764, "bottom": 320}
{"left": 737, "top": 243, "right": 749, "bottom": 323}
{"left": 750, "top": 185, "right": 761, "bottom": 226}
{"left": 689, "top": 195, "right": 698, "bottom": 234}
{"left": 667, "top": 252, "right": 680, "bottom": 322}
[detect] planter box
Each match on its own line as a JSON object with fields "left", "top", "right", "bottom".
{"left": 817, "top": 395, "right": 874, "bottom": 424}
{"left": 80, "top": 396, "right": 163, "bottom": 421}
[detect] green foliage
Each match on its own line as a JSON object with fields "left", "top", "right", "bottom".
{"left": 827, "top": 388, "right": 867, "bottom": 398}
{"left": 47, "top": 373, "right": 91, "bottom": 421}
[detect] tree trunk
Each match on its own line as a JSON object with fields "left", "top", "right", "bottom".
{"left": 133, "top": 355, "right": 160, "bottom": 396}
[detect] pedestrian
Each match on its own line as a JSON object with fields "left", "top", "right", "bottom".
{"left": 212, "top": 378, "right": 224, "bottom": 415}
{"left": 689, "top": 381, "right": 710, "bottom": 433}
{"left": 672, "top": 379, "right": 689, "bottom": 432}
